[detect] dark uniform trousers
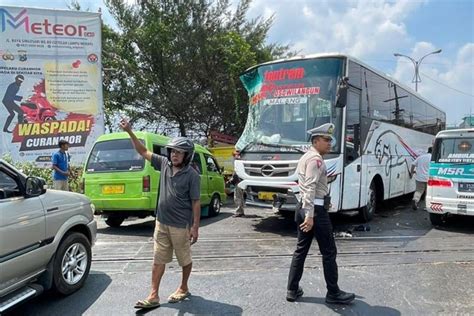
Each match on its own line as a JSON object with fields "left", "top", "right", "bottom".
{"left": 287, "top": 205, "right": 340, "bottom": 294}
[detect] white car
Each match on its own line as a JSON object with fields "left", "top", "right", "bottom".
{"left": 426, "top": 129, "right": 474, "bottom": 225}
{"left": 0, "top": 159, "right": 97, "bottom": 313}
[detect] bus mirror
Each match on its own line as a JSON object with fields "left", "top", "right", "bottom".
{"left": 335, "top": 77, "right": 349, "bottom": 108}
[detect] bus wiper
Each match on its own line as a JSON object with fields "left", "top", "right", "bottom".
{"left": 254, "top": 141, "right": 305, "bottom": 153}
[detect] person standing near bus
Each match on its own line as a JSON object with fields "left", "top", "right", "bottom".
{"left": 410, "top": 147, "right": 432, "bottom": 210}
{"left": 286, "top": 123, "right": 355, "bottom": 304}
{"left": 120, "top": 118, "right": 201, "bottom": 309}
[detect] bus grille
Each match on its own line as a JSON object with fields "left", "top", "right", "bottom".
{"left": 243, "top": 162, "right": 297, "bottom": 177}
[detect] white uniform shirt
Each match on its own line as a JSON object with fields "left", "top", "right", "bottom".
{"left": 412, "top": 153, "right": 432, "bottom": 182}
{"left": 296, "top": 146, "right": 328, "bottom": 218}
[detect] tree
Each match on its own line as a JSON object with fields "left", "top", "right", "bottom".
{"left": 103, "top": 0, "right": 290, "bottom": 137}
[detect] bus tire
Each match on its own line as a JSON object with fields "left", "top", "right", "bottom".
{"left": 429, "top": 213, "right": 446, "bottom": 226}
{"left": 360, "top": 182, "right": 377, "bottom": 222}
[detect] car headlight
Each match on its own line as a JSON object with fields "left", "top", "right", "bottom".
{"left": 90, "top": 203, "right": 96, "bottom": 214}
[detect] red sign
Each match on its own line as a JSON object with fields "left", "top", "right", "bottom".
{"left": 210, "top": 131, "right": 237, "bottom": 144}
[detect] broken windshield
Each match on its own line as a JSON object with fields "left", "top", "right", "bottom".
{"left": 236, "top": 57, "right": 344, "bottom": 153}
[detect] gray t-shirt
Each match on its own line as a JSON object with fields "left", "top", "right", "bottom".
{"left": 151, "top": 154, "right": 200, "bottom": 228}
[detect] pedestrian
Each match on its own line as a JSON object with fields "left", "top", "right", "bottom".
{"left": 119, "top": 118, "right": 201, "bottom": 309}
{"left": 51, "top": 139, "right": 71, "bottom": 191}
{"left": 228, "top": 170, "right": 245, "bottom": 217}
{"left": 286, "top": 123, "right": 355, "bottom": 304}
{"left": 2, "top": 75, "right": 24, "bottom": 133}
{"left": 410, "top": 147, "right": 432, "bottom": 210}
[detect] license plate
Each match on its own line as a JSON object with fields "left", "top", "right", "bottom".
{"left": 458, "top": 204, "right": 467, "bottom": 214}
{"left": 102, "top": 185, "right": 124, "bottom": 194}
{"left": 258, "top": 191, "right": 276, "bottom": 201}
{"left": 459, "top": 182, "right": 474, "bottom": 193}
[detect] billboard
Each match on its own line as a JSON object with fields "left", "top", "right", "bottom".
{"left": 0, "top": 6, "right": 104, "bottom": 166}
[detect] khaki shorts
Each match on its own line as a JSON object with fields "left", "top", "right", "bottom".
{"left": 153, "top": 221, "right": 192, "bottom": 267}
{"left": 53, "top": 180, "right": 69, "bottom": 191}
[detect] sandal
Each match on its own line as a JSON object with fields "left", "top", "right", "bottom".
{"left": 134, "top": 299, "right": 160, "bottom": 309}
{"left": 168, "top": 291, "right": 191, "bottom": 303}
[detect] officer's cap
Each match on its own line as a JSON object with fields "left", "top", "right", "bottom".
{"left": 307, "top": 123, "right": 335, "bottom": 141}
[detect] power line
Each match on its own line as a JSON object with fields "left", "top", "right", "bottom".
{"left": 420, "top": 71, "right": 474, "bottom": 97}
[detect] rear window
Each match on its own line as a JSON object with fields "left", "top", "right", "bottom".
{"left": 86, "top": 139, "right": 145, "bottom": 172}
{"left": 433, "top": 137, "right": 474, "bottom": 163}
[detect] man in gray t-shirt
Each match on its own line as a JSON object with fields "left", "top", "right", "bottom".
{"left": 120, "top": 118, "right": 201, "bottom": 309}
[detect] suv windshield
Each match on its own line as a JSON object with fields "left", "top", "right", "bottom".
{"left": 236, "top": 57, "right": 344, "bottom": 153}
{"left": 433, "top": 137, "right": 474, "bottom": 163}
{"left": 86, "top": 139, "right": 145, "bottom": 172}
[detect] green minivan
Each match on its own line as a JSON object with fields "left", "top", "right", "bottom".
{"left": 82, "top": 132, "right": 226, "bottom": 227}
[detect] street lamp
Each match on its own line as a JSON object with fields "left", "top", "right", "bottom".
{"left": 393, "top": 49, "right": 442, "bottom": 92}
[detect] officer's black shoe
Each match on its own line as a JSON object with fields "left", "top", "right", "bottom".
{"left": 286, "top": 287, "right": 304, "bottom": 302}
{"left": 325, "top": 290, "right": 355, "bottom": 304}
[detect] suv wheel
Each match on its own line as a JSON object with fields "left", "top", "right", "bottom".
{"left": 105, "top": 214, "right": 125, "bottom": 227}
{"left": 53, "top": 232, "right": 92, "bottom": 295}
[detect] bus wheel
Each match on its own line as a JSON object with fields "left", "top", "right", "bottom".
{"left": 209, "top": 194, "right": 221, "bottom": 217}
{"left": 360, "top": 182, "right": 377, "bottom": 222}
{"left": 105, "top": 214, "right": 126, "bottom": 227}
{"left": 429, "top": 213, "right": 446, "bottom": 226}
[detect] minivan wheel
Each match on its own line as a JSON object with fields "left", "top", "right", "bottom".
{"left": 209, "top": 194, "right": 221, "bottom": 217}
{"left": 429, "top": 213, "right": 446, "bottom": 226}
{"left": 53, "top": 232, "right": 91, "bottom": 295}
{"left": 105, "top": 214, "right": 125, "bottom": 227}
{"left": 359, "top": 182, "right": 377, "bottom": 222}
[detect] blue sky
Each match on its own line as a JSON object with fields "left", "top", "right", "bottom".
{"left": 1, "top": 0, "right": 473, "bottom": 125}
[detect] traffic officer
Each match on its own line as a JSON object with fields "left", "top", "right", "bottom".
{"left": 286, "top": 123, "right": 355, "bottom": 304}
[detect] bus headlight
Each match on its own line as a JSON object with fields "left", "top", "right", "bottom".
{"left": 327, "top": 175, "right": 338, "bottom": 183}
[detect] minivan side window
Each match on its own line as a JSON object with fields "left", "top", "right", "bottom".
{"left": 191, "top": 153, "right": 203, "bottom": 174}
{"left": 153, "top": 144, "right": 167, "bottom": 157}
{"left": 204, "top": 154, "right": 220, "bottom": 173}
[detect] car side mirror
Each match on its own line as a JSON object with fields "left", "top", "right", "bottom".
{"left": 335, "top": 76, "right": 349, "bottom": 108}
{"left": 25, "top": 176, "right": 46, "bottom": 197}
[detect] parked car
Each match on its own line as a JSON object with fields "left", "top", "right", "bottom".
{"left": 82, "top": 132, "right": 226, "bottom": 227}
{"left": 426, "top": 128, "right": 474, "bottom": 225}
{"left": 0, "top": 159, "right": 97, "bottom": 313}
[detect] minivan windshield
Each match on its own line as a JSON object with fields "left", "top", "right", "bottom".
{"left": 86, "top": 139, "right": 145, "bottom": 172}
{"left": 433, "top": 137, "right": 474, "bottom": 163}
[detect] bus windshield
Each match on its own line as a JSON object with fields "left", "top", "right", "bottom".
{"left": 434, "top": 137, "right": 474, "bottom": 164}
{"left": 236, "top": 57, "right": 344, "bottom": 153}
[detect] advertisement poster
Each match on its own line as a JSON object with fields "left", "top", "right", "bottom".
{"left": 0, "top": 6, "right": 104, "bottom": 166}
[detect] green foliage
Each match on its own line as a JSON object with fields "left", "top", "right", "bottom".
{"left": 2, "top": 155, "right": 84, "bottom": 193}
{"left": 102, "top": 0, "right": 291, "bottom": 137}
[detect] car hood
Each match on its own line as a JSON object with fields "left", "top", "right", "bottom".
{"left": 40, "top": 190, "right": 93, "bottom": 219}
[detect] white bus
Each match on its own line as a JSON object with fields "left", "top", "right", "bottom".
{"left": 235, "top": 53, "right": 446, "bottom": 221}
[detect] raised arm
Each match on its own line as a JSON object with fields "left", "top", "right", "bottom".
{"left": 119, "top": 118, "right": 153, "bottom": 161}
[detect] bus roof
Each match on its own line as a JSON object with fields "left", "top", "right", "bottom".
{"left": 436, "top": 128, "right": 474, "bottom": 138}
{"left": 244, "top": 52, "right": 444, "bottom": 114}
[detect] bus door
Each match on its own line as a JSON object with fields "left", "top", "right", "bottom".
{"left": 342, "top": 87, "right": 362, "bottom": 209}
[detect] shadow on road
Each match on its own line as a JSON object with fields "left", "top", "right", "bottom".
{"left": 9, "top": 272, "right": 112, "bottom": 316}
{"left": 298, "top": 296, "right": 401, "bottom": 316}
{"left": 97, "top": 212, "right": 233, "bottom": 237}
{"left": 135, "top": 295, "right": 243, "bottom": 315}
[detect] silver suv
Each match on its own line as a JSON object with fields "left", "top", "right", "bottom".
{"left": 0, "top": 159, "right": 97, "bottom": 312}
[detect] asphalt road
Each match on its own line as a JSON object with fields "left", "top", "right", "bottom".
{"left": 9, "top": 198, "right": 474, "bottom": 315}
